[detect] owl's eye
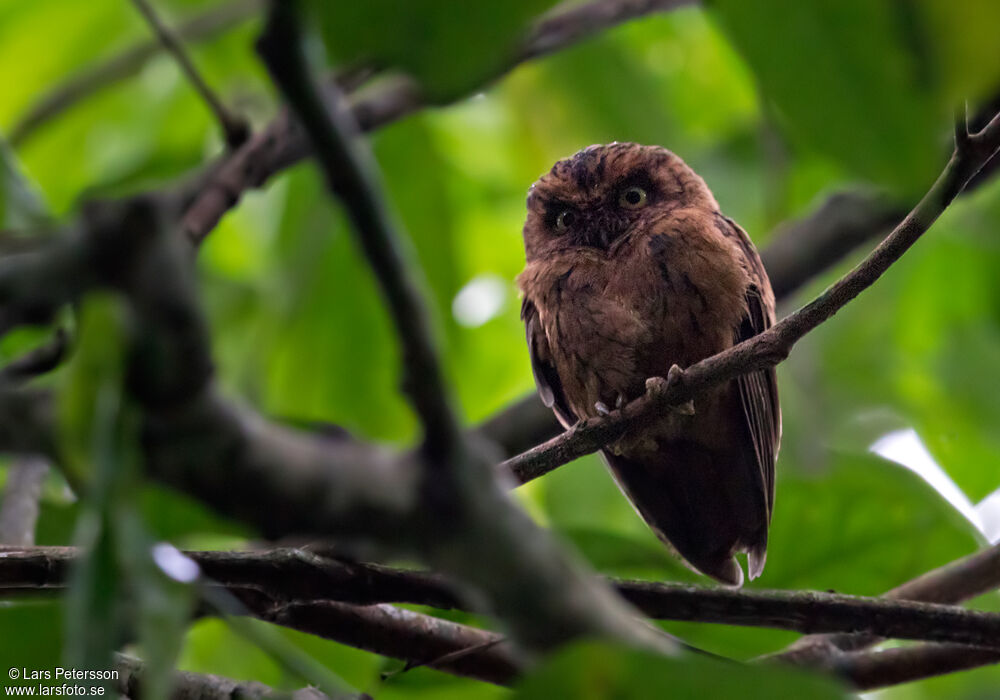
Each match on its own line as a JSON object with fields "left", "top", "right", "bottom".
{"left": 619, "top": 186, "right": 648, "bottom": 209}
{"left": 555, "top": 209, "right": 577, "bottom": 231}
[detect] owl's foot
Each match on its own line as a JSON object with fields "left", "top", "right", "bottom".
{"left": 645, "top": 367, "right": 695, "bottom": 415}
{"left": 595, "top": 393, "right": 628, "bottom": 417}
{"left": 666, "top": 363, "right": 685, "bottom": 388}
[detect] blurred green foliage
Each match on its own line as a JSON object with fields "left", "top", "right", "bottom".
{"left": 1, "top": 0, "right": 1000, "bottom": 697}
{"left": 515, "top": 640, "right": 846, "bottom": 699}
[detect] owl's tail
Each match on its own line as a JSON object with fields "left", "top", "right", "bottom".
{"left": 601, "top": 441, "right": 769, "bottom": 587}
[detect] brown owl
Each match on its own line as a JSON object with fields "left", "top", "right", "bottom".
{"left": 518, "top": 143, "right": 780, "bottom": 586}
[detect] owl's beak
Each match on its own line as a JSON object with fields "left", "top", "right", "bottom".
{"left": 583, "top": 213, "right": 626, "bottom": 250}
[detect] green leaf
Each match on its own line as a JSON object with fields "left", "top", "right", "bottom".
{"left": 558, "top": 527, "right": 698, "bottom": 583}
{"left": 57, "top": 295, "right": 128, "bottom": 489}
{"left": 711, "top": 0, "right": 948, "bottom": 193}
{"left": 306, "top": 0, "right": 558, "bottom": 102}
{"left": 801, "top": 189, "right": 1000, "bottom": 502}
{"left": 62, "top": 297, "right": 131, "bottom": 677}
{"left": 0, "top": 600, "right": 64, "bottom": 670}
{"left": 759, "top": 452, "right": 981, "bottom": 595}
{"left": 515, "top": 640, "right": 847, "bottom": 699}
{"left": 122, "top": 517, "right": 197, "bottom": 700}
{"left": 139, "top": 484, "right": 251, "bottom": 547}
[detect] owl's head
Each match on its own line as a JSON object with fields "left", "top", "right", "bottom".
{"left": 521, "top": 142, "right": 717, "bottom": 260}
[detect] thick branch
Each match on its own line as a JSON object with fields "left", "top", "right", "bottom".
{"left": 257, "top": 5, "right": 459, "bottom": 458}
{"left": 499, "top": 112, "right": 1000, "bottom": 483}
{"left": 7, "top": 0, "right": 261, "bottom": 147}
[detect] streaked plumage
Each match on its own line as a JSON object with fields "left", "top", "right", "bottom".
{"left": 518, "top": 143, "right": 780, "bottom": 586}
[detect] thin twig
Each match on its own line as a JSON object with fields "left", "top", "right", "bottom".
{"left": 499, "top": 110, "right": 1000, "bottom": 484}
{"left": 130, "top": 0, "right": 250, "bottom": 149}
{"left": 9, "top": 0, "right": 261, "bottom": 147}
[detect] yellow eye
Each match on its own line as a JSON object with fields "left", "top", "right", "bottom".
{"left": 555, "top": 209, "right": 577, "bottom": 231}
{"left": 619, "top": 186, "right": 647, "bottom": 209}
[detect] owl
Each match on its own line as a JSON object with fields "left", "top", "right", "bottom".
{"left": 517, "top": 143, "right": 780, "bottom": 586}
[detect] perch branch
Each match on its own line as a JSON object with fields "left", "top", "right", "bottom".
{"left": 498, "top": 110, "right": 1000, "bottom": 483}
{"left": 130, "top": 0, "right": 249, "bottom": 149}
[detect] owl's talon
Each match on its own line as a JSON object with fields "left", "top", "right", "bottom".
{"left": 645, "top": 376, "right": 668, "bottom": 397}
{"left": 594, "top": 401, "right": 611, "bottom": 416}
{"left": 666, "top": 364, "right": 685, "bottom": 387}
{"left": 615, "top": 393, "right": 626, "bottom": 409}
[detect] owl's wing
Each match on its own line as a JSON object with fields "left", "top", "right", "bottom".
{"left": 735, "top": 285, "right": 781, "bottom": 524}
{"left": 521, "top": 297, "right": 575, "bottom": 429}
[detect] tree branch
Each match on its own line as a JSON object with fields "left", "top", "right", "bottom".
{"left": 7, "top": 0, "right": 262, "bottom": 147}
{"left": 130, "top": 0, "right": 249, "bottom": 149}
{"left": 767, "top": 540, "right": 1000, "bottom": 664}
{"left": 831, "top": 643, "right": 1000, "bottom": 692}
{"left": 256, "top": 6, "right": 458, "bottom": 458}
{"left": 498, "top": 111, "right": 1000, "bottom": 484}
{"left": 6, "top": 546, "right": 1000, "bottom": 652}
{"left": 256, "top": 601, "right": 518, "bottom": 686}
